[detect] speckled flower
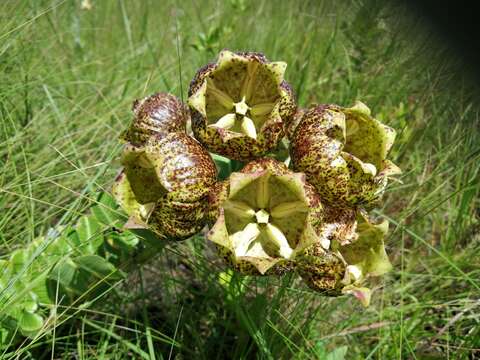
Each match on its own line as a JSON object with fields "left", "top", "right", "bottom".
{"left": 207, "top": 158, "right": 325, "bottom": 275}
{"left": 297, "top": 212, "right": 392, "bottom": 307}
{"left": 291, "top": 101, "right": 401, "bottom": 207}
{"left": 188, "top": 50, "right": 296, "bottom": 161}
{"left": 113, "top": 132, "right": 217, "bottom": 241}
{"left": 284, "top": 106, "right": 306, "bottom": 140}
{"left": 121, "top": 92, "right": 189, "bottom": 146}
{"left": 337, "top": 213, "right": 392, "bottom": 307}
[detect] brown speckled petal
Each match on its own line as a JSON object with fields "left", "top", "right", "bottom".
{"left": 112, "top": 170, "right": 153, "bottom": 223}
{"left": 120, "top": 144, "right": 167, "bottom": 204}
{"left": 122, "top": 92, "right": 189, "bottom": 145}
{"left": 117, "top": 132, "right": 216, "bottom": 242}
{"left": 148, "top": 196, "right": 209, "bottom": 241}
{"left": 145, "top": 132, "right": 217, "bottom": 203}
{"left": 296, "top": 252, "right": 346, "bottom": 296}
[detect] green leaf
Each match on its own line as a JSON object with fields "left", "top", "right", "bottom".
{"left": 91, "top": 192, "right": 125, "bottom": 226}
{"left": 128, "top": 228, "right": 164, "bottom": 250}
{"left": 65, "top": 226, "right": 81, "bottom": 249}
{"left": 21, "top": 292, "right": 38, "bottom": 312}
{"left": 18, "top": 311, "right": 43, "bottom": 333}
{"left": 9, "top": 249, "right": 29, "bottom": 274}
{"left": 102, "top": 231, "right": 139, "bottom": 266}
{"left": 0, "top": 260, "right": 9, "bottom": 284}
{"left": 76, "top": 216, "right": 103, "bottom": 254}
{"left": 73, "top": 255, "right": 124, "bottom": 283}
{"left": 47, "top": 255, "right": 124, "bottom": 304}
{"left": 326, "top": 346, "right": 348, "bottom": 360}
{"left": 0, "top": 259, "right": 8, "bottom": 269}
{"left": 47, "top": 258, "right": 79, "bottom": 302}
{"left": 71, "top": 255, "right": 124, "bottom": 300}
{"left": 45, "top": 234, "right": 72, "bottom": 258}
{"left": 31, "top": 273, "right": 52, "bottom": 305}
{"left": 0, "top": 326, "right": 15, "bottom": 349}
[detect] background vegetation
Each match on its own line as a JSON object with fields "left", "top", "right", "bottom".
{"left": 1, "top": 0, "right": 479, "bottom": 358}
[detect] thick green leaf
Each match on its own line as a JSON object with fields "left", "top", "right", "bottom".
{"left": 64, "top": 226, "right": 81, "bottom": 249}
{"left": 326, "top": 346, "right": 348, "bottom": 360}
{"left": 47, "top": 255, "right": 124, "bottom": 304}
{"left": 91, "top": 192, "right": 125, "bottom": 226}
{"left": 21, "top": 292, "right": 38, "bottom": 313}
{"left": 70, "top": 255, "right": 124, "bottom": 300}
{"left": 47, "top": 258, "right": 79, "bottom": 302}
{"left": 18, "top": 311, "right": 43, "bottom": 333}
{"left": 0, "top": 260, "right": 9, "bottom": 286}
{"left": 128, "top": 228, "right": 164, "bottom": 251}
{"left": 31, "top": 272, "right": 52, "bottom": 305}
{"left": 76, "top": 216, "right": 103, "bottom": 254}
{"left": 44, "top": 234, "right": 72, "bottom": 258}
{"left": 9, "top": 249, "right": 29, "bottom": 275}
{"left": 73, "top": 255, "right": 124, "bottom": 282}
{"left": 102, "top": 231, "right": 139, "bottom": 266}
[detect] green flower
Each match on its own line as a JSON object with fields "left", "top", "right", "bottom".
{"left": 291, "top": 102, "right": 401, "bottom": 207}
{"left": 188, "top": 50, "right": 296, "bottom": 161}
{"left": 207, "top": 158, "right": 324, "bottom": 275}
{"left": 297, "top": 212, "right": 392, "bottom": 307}
{"left": 121, "top": 92, "right": 189, "bottom": 145}
{"left": 113, "top": 132, "right": 217, "bottom": 241}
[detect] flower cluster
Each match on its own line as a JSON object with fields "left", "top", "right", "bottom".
{"left": 113, "top": 50, "right": 401, "bottom": 306}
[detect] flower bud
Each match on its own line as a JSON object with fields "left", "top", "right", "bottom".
{"left": 122, "top": 92, "right": 189, "bottom": 145}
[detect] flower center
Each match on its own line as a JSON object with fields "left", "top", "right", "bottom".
{"left": 234, "top": 97, "right": 250, "bottom": 116}
{"left": 223, "top": 173, "right": 310, "bottom": 261}
{"left": 210, "top": 96, "right": 258, "bottom": 140}
{"left": 254, "top": 209, "right": 270, "bottom": 224}
{"left": 227, "top": 203, "right": 294, "bottom": 260}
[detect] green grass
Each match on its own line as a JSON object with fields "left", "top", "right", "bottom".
{"left": 1, "top": 0, "right": 479, "bottom": 358}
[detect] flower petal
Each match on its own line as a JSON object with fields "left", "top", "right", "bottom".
{"left": 270, "top": 201, "right": 308, "bottom": 218}
{"left": 250, "top": 102, "right": 275, "bottom": 117}
{"left": 340, "top": 216, "right": 392, "bottom": 277}
{"left": 240, "top": 116, "right": 257, "bottom": 139}
{"left": 264, "top": 223, "right": 293, "bottom": 259}
{"left": 342, "top": 285, "right": 372, "bottom": 307}
{"left": 212, "top": 113, "right": 236, "bottom": 129}
{"left": 231, "top": 223, "right": 261, "bottom": 257}
{"left": 188, "top": 80, "right": 207, "bottom": 116}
